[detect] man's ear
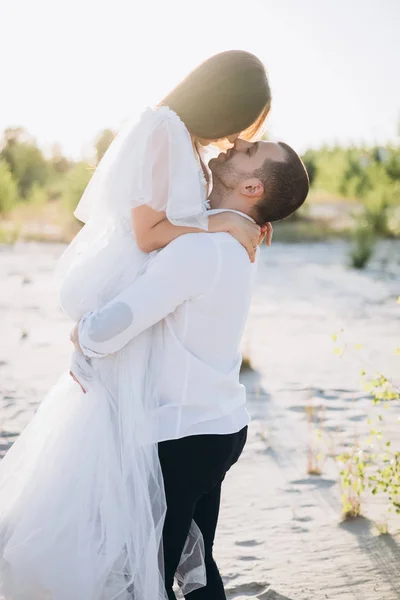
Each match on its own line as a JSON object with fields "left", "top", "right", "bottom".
{"left": 239, "top": 178, "right": 264, "bottom": 199}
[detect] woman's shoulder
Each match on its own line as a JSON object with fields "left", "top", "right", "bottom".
{"left": 138, "top": 105, "right": 188, "bottom": 134}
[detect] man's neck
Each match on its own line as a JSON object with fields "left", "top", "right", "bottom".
{"left": 208, "top": 188, "right": 253, "bottom": 220}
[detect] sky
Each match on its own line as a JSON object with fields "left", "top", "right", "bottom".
{"left": 0, "top": 0, "right": 399, "bottom": 158}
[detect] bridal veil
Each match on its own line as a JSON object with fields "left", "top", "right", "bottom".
{"left": 0, "top": 106, "right": 208, "bottom": 600}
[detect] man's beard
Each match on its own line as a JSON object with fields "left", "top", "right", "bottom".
{"left": 209, "top": 159, "right": 244, "bottom": 194}
{"left": 208, "top": 162, "right": 241, "bottom": 208}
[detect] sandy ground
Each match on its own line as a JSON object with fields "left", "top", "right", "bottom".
{"left": 1, "top": 241, "right": 400, "bottom": 600}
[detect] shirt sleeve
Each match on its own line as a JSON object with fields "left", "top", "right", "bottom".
{"left": 78, "top": 234, "right": 218, "bottom": 358}
{"left": 130, "top": 108, "right": 208, "bottom": 230}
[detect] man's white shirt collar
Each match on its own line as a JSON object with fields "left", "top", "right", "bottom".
{"left": 207, "top": 208, "right": 256, "bottom": 224}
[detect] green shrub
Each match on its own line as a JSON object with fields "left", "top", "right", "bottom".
{"left": 26, "top": 183, "right": 48, "bottom": 207}
{"left": 349, "top": 220, "right": 376, "bottom": 269}
{"left": 1, "top": 131, "right": 49, "bottom": 198}
{"left": 310, "top": 146, "right": 400, "bottom": 229}
{"left": 0, "top": 160, "right": 19, "bottom": 215}
{"left": 301, "top": 150, "right": 317, "bottom": 186}
{"left": 60, "top": 162, "right": 93, "bottom": 213}
{"left": 0, "top": 223, "right": 20, "bottom": 243}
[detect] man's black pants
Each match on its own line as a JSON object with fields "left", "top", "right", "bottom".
{"left": 158, "top": 426, "right": 247, "bottom": 600}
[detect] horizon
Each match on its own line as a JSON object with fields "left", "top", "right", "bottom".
{"left": 1, "top": 0, "right": 399, "bottom": 160}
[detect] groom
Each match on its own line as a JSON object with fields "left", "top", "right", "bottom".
{"left": 72, "top": 139, "right": 309, "bottom": 599}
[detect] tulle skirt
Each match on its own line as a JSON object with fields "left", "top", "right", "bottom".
{"left": 0, "top": 338, "right": 205, "bottom": 599}
{"left": 0, "top": 222, "right": 205, "bottom": 599}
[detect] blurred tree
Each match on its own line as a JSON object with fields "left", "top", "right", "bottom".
{"left": 312, "top": 147, "right": 349, "bottom": 196}
{"left": 349, "top": 220, "right": 376, "bottom": 269}
{"left": 50, "top": 143, "right": 70, "bottom": 174}
{"left": 60, "top": 162, "right": 93, "bottom": 213}
{"left": 0, "top": 121, "right": 397, "bottom": 240}
{"left": 0, "top": 160, "right": 19, "bottom": 215}
{"left": 0, "top": 128, "right": 49, "bottom": 198}
{"left": 301, "top": 150, "right": 317, "bottom": 186}
{"left": 95, "top": 129, "right": 115, "bottom": 165}
{"left": 385, "top": 149, "right": 400, "bottom": 182}
{"left": 26, "top": 183, "right": 48, "bottom": 207}
{"left": 3, "top": 127, "right": 30, "bottom": 145}
{"left": 339, "top": 151, "right": 371, "bottom": 199}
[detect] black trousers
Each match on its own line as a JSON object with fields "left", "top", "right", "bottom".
{"left": 158, "top": 426, "right": 248, "bottom": 600}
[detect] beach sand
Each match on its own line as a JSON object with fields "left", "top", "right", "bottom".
{"left": 1, "top": 241, "right": 400, "bottom": 600}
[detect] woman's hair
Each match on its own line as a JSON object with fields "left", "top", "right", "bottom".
{"left": 159, "top": 50, "right": 271, "bottom": 141}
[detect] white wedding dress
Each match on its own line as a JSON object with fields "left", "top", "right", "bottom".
{"left": 0, "top": 107, "right": 209, "bottom": 600}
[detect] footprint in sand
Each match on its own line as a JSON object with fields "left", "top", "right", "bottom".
{"left": 226, "top": 583, "right": 294, "bottom": 600}
{"left": 260, "top": 592, "right": 295, "bottom": 600}
{"left": 235, "top": 539, "right": 263, "bottom": 547}
{"left": 290, "top": 477, "right": 336, "bottom": 488}
{"left": 226, "top": 582, "right": 269, "bottom": 598}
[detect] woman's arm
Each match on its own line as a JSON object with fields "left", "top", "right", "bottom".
{"left": 132, "top": 205, "right": 267, "bottom": 262}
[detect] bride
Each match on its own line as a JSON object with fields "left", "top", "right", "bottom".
{"left": 0, "top": 50, "right": 271, "bottom": 600}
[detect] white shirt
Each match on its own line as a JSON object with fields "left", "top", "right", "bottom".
{"left": 78, "top": 210, "right": 257, "bottom": 442}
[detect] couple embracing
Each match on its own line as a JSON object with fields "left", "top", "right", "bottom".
{"left": 0, "top": 50, "right": 308, "bottom": 600}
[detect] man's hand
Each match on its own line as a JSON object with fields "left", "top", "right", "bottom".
{"left": 70, "top": 322, "right": 83, "bottom": 354}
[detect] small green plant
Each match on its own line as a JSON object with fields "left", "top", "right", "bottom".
{"left": 363, "top": 371, "right": 400, "bottom": 516}
{"left": 349, "top": 220, "right": 376, "bottom": 269}
{"left": 337, "top": 446, "right": 365, "bottom": 519}
{"left": 306, "top": 397, "right": 326, "bottom": 476}
{"left": 375, "top": 521, "right": 389, "bottom": 535}
{"left": 336, "top": 373, "right": 399, "bottom": 519}
{"left": 369, "top": 451, "right": 400, "bottom": 514}
{"left": 240, "top": 355, "right": 253, "bottom": 372}
{"left": 333, "top": 300, "right": 400, "bottom": 518}
{"left": 240, "top": 342, "right": 254, "bottom": 373}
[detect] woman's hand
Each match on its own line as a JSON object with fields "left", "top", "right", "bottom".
{"left": 69, "top": 327, "right": 88, "bottom": 394}
{"left": 70, "top": 323, "right": 83, "bottom": 354}
{"left": 209, "top": 213, "right": 262, "bottom": 262}
{"left": 260, "top": 222, "right": 273, "bottom": 247}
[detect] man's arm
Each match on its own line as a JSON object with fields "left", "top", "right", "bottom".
{"left": 77, "top": 234, "right": 218, "bottom": 358}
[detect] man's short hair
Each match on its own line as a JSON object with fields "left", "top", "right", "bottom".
{"left": 252, "top": 142, "right": 309, "bottom": 225}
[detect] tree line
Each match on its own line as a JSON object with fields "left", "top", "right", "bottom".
{"left": 302, "top": 144, "right": 400, "bottom": 237}
{"left": 0, "top": 128, "right": 115, "bottom": 216}
{"left": 1, "top": 127, "right": 399, "bottom": 241}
